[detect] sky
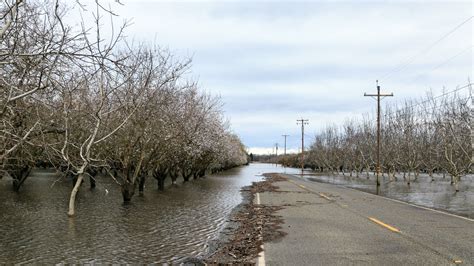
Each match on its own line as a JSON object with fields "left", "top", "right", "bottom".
{"left": 69, "top": 0, "right": 472, "bottom": 155}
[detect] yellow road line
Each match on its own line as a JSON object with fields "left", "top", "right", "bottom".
{"left": 369, "top": 217, "right": 400, "bottom": 233}
{"left": 319, "top": 193, "right": 332, "bottom": 201}
{"left": 288, "top": 179, "right": 333, "bottom": 201}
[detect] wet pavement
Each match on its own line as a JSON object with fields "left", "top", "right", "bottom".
{"left": 260, "top": 174, "right": 474, "bottom": 265}
{"left": 303, "top": 172, "right": 474, "bottom": 219}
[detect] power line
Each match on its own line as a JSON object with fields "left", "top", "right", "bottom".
{"left": 381, "top": 16, "right": 473, "bottom": 81}
{"left": 381, "top": 82, "right": 472, "bottom": 120}
{"left": 402, "top": 45, "right": 473, "bottom": 85}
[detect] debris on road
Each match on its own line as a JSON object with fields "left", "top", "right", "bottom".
{"left": 204, "top": 173, "right": 288, "bottom": 264}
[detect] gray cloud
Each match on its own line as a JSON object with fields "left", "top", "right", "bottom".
{"left": 71, "top": 0, "right": 473, "bottom": 153}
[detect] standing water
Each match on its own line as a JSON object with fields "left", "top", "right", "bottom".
{"left": 0, "top": 163, "right": 299, "bottom": 264}
{"left": 303, "top": 171, "right": 474, "bottom": 219}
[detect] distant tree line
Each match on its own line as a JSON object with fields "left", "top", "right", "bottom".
{"left": 0, "top": 1, "right": 248, "bottom": 216}
{"left": 280, "top": 85, "right": 472, "bottom": 192}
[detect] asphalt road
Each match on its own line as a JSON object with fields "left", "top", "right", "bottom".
{"left": 256, "top": 174, "right": 474, "bottom": 265}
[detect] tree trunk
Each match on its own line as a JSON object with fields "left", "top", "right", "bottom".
{"left": 183, "top": 175, "right": 190, "bottom": 182}
{"left": 72, "top": 174, "right": 85, "bottom": 187}
{"left": 88, "top": 168, "right": 97, "bottom": 189}
{"left": 158, "top": 178, "right": 165, "bottom": 191}
{"left": 198, "top": 169, "right": 206, "bottom": 178}
{"left": 89, "top": 176, "right": 96, "bottom": 189}
{"left": 170, "top": 172, "right": 177, "bottom": 185}
{"left": 68, "top": 173, "right": 84, "bottom": 217}
{"left": 121, "top": 181, "right": 136, "bottom": 202}
{"left": 454, "top": 176, "right": 459, "bottom": 192}
{"left": 138, "top": 175, "right": 145, "bottom": 194}
{"left": 12, "top": 166, "right": 31, "bottom": 192}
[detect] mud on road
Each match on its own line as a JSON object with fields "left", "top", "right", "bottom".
{"left": 203, "top": 173, "right": 288, "bottom": 265}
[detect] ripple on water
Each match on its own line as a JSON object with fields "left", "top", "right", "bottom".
{"left": 0, "top": 163, "right": 295, "bottom": 264}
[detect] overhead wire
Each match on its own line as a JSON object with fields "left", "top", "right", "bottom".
{"left": 380, "top": 83, "right": 472, "bottom": 122}
{"left": 380, "top": 15, "right": 473, "bottom": 81}
{"left": 401, "top": 45, "right": 473, "bottom": 85}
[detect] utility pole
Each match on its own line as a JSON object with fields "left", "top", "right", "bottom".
{"left": 364, "top": 80, "right": 393, "bottom": 188}
{"left": 297, "top": 118, "right": 309, "bottom": 172}
{"left": 468, "top": 81, "right": 474, "bottom": 167}
{"left": 282, "top": 134, "right": 289, "bottom": 155}
{"left": 275, "top": 143, "right": 279, "bottom": 157}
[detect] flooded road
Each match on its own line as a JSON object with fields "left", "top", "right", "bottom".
{"left": 303, "top": 172, "right": 474, "bottom": 219}
{"left": 0, "top": 163, "right": 299, "bottom": 264}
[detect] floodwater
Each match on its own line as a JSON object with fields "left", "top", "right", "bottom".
{"left": 0, "top": 163, "right": 299, "bottom": 264}
{"left": 303, "top": 171, "right": 474, "bottom": 219}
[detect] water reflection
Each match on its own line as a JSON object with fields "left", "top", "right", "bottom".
{"left": 304, "top": 170, "right": 474, "bottom": 218}
{"left": 0, "top": 163, "right": 300, "bottom": 264}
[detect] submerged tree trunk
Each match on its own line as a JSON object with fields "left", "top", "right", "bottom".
{"left": 454, "top": 176, "right": 459, "bottom": 192}
{"left": 182, "top": 173, "right": 191, "bottom": 182}
{"left": 170, "top": 171, "right": 178, "bottom": 185}
{"left": 392, "top": 169, "right": 398, "bottom": 181}
{"left": 153, "top": 169, "right": 167, "bottom": 191}
{"left": 87, "top": 168, "right": 98, "bottom": 189}
{"left": 89, "top": 176, "right": 96, "bottom": 189}
{"left": 138, "top": 174, "right": 145, "bottom": 194}
{"left": 198, "top": 169, "right": 206, "bottom": 178}
{"left": 429, "top": 170, "right": 434, "bottom": 182}
{"left": 11, "top": 166, "right": 31, "bottom": 192}
{"left": 157, "top": 177, "right": 165, "bottom": 190}
{"left": 68, "top": 173, "right": 85, "bottom": 217}
{"left": 121, "top": 181, "right": 136, "bottom": 202}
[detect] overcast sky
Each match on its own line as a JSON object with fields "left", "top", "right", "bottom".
{"left": 72, "top": 0, "right": 472, "bottom": 154}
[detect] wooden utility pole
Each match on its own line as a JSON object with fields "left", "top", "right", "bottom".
{"left": 364, "top": 80, "right": 393, "bottom": 187}
{"left": 282, "top": 134, "right": 289, "bottom": 155}
{"left": 275, "top": 143, "right": 279, "bottom": 157}
{"left": 469, "top": 81, "right": 473, "bottom": 166}
{"left": 297, "top": 119, "right": 309, "bottom": 171}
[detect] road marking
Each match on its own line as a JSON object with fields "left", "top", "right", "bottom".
{"left": 319, "top": 193, "right": 332, "bottom": 201}
{"left": 287, "top": 179, "right": 333, "bottom": 202}
{"left": 256, "top": 193, "right": 266, "bottom": 266}
{"left": 369, "top": 217, "right": 400, "bottom": 233}
{"left": 336, "top": 181, "right": 474, "bottom": 222}
{"left": 285, "top": 174, "right": 465, "bottom": 263}
{"left": 257, "top": 247, "right": 266, "bottom": 266}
